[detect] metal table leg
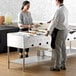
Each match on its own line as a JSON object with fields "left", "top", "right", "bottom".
{"left": 37, "top": 50, "right": 40, "bottom": 56}
{"left": 69, "top": 41, "right": 72, "bottom": 54}
{"left": 23, "top": 48, "right": 25, "bottom": 72}
{"left": 17, "top": 48, "right": 20, "bottom": 53}
{"left": 23, "top": 36, "right": 25, "bottom": 72}
{"left": 7, "top": 46, "right": 10, "bottom": 69}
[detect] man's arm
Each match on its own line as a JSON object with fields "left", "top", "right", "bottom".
{"left": 45, "top": 10, "right": 60, "bottom": 36}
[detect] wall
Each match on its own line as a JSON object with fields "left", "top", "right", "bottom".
{"left": 0, "top": 0, "right": 76, "bottom": 25}
{"left": 0, "top": 0, "right": 55, "bottom": 23}
{"left": 64, "top": 0, "right": 76, "bottom": 25}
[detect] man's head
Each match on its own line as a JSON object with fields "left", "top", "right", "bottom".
{"left": 56, "top": 0, "right": 64, "bottom": 6}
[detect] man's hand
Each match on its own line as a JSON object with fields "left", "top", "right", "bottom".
{"left": 45, "top": 31, "right": 49, "bottom": 36}
{"left": 47, "top": 20, "right": 51, "bottom": 23}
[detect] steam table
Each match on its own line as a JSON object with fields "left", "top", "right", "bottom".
{"left": 7, "top": 31, "right": 76, "bottom": 71}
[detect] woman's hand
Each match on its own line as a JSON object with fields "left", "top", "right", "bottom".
{"left": 47, "top": 20, "right": 51, "bottom": 23}
{"left": 28, "top": 25, "right": 33, "bottom": 28}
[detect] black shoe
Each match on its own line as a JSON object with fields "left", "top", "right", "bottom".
{"left": 19, "top": 54, "right": 29, "bottom": 58}
{"left": 25, "top": 54, "right": 28, "bottom": 57}
{"left": 19, "top": 55, "right": 23, "bottom": 58}
{"left": 50, "top": 67, "right": 60, "bottom": 71}
{"left": 61, "top": 66, "right": 66, "bottom": 70}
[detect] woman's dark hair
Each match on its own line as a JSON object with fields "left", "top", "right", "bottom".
{"left": 57, "top": 0, "right": 63, "bottom": 3}
{"left": 21, "top": 1, "right": 30, "bottom": 10}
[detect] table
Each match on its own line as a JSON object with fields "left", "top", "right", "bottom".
{"left": 66, "top": 31, "right": 76, "bottom": 56}
{"left": 7, "top": 32, "right": 51, "bottom": 71}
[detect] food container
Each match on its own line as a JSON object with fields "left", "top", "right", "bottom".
{"left": 5, "top": 13, "right": 12, "bottom": 25}
{"left": 0, "top": 16, "right": 5, "bottom": 25}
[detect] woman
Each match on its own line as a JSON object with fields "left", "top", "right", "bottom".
{"left": 18, "top": 1, "right": 36, "bottom": 58}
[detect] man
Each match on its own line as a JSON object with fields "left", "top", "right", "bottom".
{"left": 46, "top": 0, "right": 68, "bottom": 71}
